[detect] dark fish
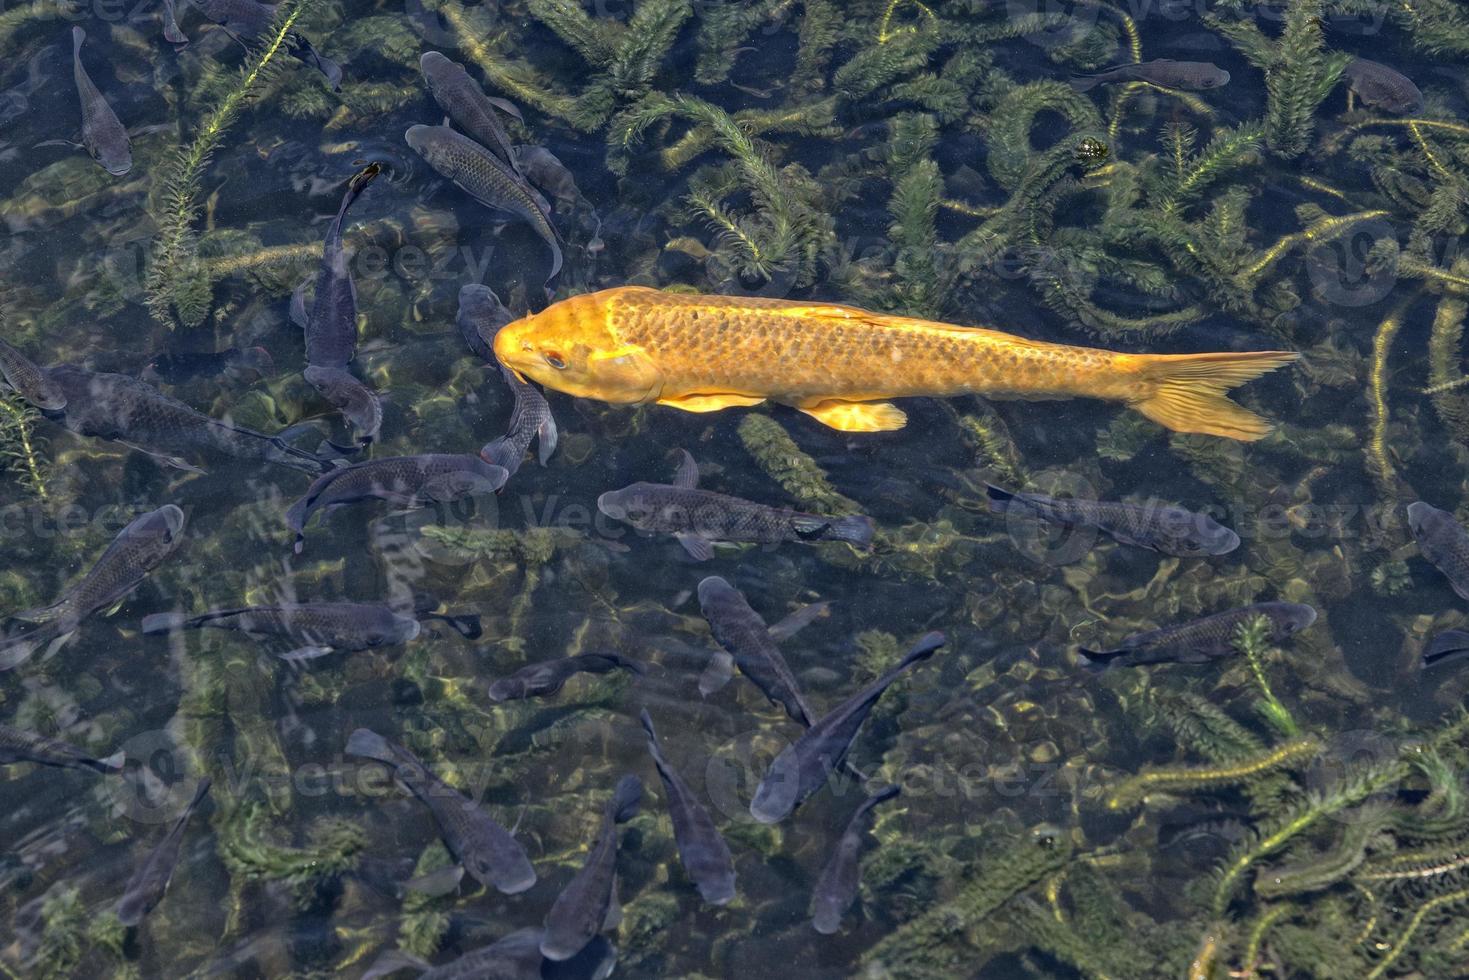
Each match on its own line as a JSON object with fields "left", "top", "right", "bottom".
{"left": 599, "top": 450, "right": 876, "bottom": 561}
{"left": 116, "top": 777, "right": 211, "bottom": 926}
{"left": 541, "top": 775, "right": 642, "bottom": 961}
{"left": 0, "top": 505, "right": 185, "bottom": 670}
{"left": 161, "top": 0, "right": 188, "bottom": 44}
{"left": 751, "top": 631, "right": 945, "bottom": 824}
{"left": 456, "top": 283, "right": 514, "bottom": 362}
{"left": 297, "top": 163, "right": 382, "bottom": 444}
{"left": 513, "top": 145, "right": 582, "bottom": 210}
{"left": 142, "top": 346, "right": 273, "bottom": 385}
{"left": 460, "top": 286, "right": 559, "bottom": 476}
{"left": 0, "top": 336, "right": 66, "bottom": 410}
{"left": 698, "top": 576, "right": 815, "bottom": 725}
{"left": 141, "top": 602, "right": 421, "bottom": 660}
{"left": 487, "top": 653, "right": 644, "bottom": 702}
{"left": 68, "top": 27, "right": 131, "bottom": 176}
{"left": 1077, "top": 601, "right": 1317, "bottom": 670}
{"left": 701, "top": 599, "right": 832, "bottom": 697}
{"left": 986, "top": 484, "right": 1239, "bottom": 557}
{"left": 36, "top": 364, "right": 337, "bottom": 473}
{"left": 363, "top": 927, "right": 616, "bottom": 980}
{"left": 1408, "top": 501, "right": 1469, "bottom": 601}
{"left": 0, "top": 721, "right": 123, "bottom": 773}
{"left": 286, "top": 454, "right": 507, "bottom": 553}
{"left": 192, "top": 0, "right": 342, "bottom": 90}
{"left": 420, "top": 52, "right": 520, "bottom": 174}
{"left": 810, "top": 785, "right": 900, "bottom": 934}
{"left": 1343, "top": 57, "right": 1423, "bottom": 115}
{"left": 1071, "top": 59, "right": 1230, "bottom": 92}
{"left": 1423, "top": 629, "right": 1469, "bottom": 670}
{"left": 347, "top": 728, "right": 535, "bottom": 894}
{"left": 638, "top": 708, "right": 736, "bottom": 905}
{"left": 405, "top": 124, "right": 563, "bottom": 286}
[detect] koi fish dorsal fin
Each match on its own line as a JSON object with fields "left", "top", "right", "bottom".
{"left": 1130, "top": 351, "right": 1299, "bottom": 441}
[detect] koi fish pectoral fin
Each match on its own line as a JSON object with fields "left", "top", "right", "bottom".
{"left": 798, "top": 399, "right": 907, "bottom": 432}
{"left": 655, "top": 393, "right": 766, "bottom": 413}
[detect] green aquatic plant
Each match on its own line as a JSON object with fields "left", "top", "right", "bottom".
{"left": 146, "top": 0, "right": 318, "bottom": 328}
{"left": 737, "top": 414, "right": 862, "bottom": 514}
{"left": 217, "top": 801, "right": 367, "bottom": 905}
{"left": 0, "top": 391, "right": 49, "bottom": 502}
{"left": 1235, "top": 614, "right": 1299, "bottom": 737}
{"left": 1106, "top": 737, "right": 1322, "bottom": 812}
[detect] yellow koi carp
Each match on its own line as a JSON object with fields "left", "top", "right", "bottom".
{"left": 492, "top": 287, "right": 1298, "bottom": 441}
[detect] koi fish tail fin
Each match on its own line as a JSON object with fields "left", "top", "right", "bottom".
{"left": 1129, "top": 351, "right": 1299, "bottom": 441}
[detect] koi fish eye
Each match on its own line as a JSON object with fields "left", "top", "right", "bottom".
{"left": 544, "top": 352, "right": 568, "bottom": 370}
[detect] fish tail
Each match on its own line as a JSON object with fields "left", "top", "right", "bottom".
{"left": 72, "top": 25, "right": 85, "bottom": 56}
{"left": 91, "top": 749, "right": 126, "bottom": 773}
{"left": 1423, "top": 629, "right": 1469, "bottom": 670}
{"left": 11, "top": 598, "right": 66, "bottom": 625}
{"left": 897, "top": 631, "right": 946, "bottom": 671}
{"left": 1069, "top": 74, "right": 1103, "bottom": 92}
{"left": 1129, "top": 351, "right": 1299, "bottom": 441}
{"left": 984, "top": 483, "right": 1016, "bottom": 512}
{"left": 828, "top": 515, "right": 877, "bottom": 548}
{"left": 478, "top": 436, "right": 520, "bottom": 474}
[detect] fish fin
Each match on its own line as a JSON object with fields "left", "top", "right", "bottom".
{"left": 94, "top": 749, "right": 126, "bottom": 772}
{"left": 1423, "top": 630, "right": 1469, "bottom": 669}
{"left": 829, "top": 515, "right": 877, "bottom": 547}
{"left": 362, "top": 950, "right": 434, "bottom": 980}
{"left": 605, "top": 879, "right": 624, "bottom": 930}
{"left": 768, "top": 601, "right": 831, "bottom": 643}
{"left": 425, "top": 613, "right": 481, "bottom": 639}
{"left": 345, "top": 727, "right": 397, "bottom": 764}
{"left": 161, "top": 0, "right": 188, "bottom": 44}
{"left": 536, "top": 415, "right": 557, "bottom": 465}
{"left": 789, "top": 516, "right": 832, "bottom": 540}
{"left": 656, "top": 393, "right": 766, "bottom": 413}
{"left": 401, "top": 864, "right": 464, "bottom": 897}
{"left": 140, "top": 613, "right": 186, "bottom": 635}
{"left": 612, "top": 774, "right": 643, "bottom": 823}
{"left": 478, "top": 437, "right": 521, "bottom": 474}
{"left": 1075, "top": 648, "right": 1119, "bottom": 673}
{"left": 699, "top": 650, "right": 734, "bottom": 696}
{"left": 486, "top": 97, "right": 523, "bottom": 121}
{"left": 799, "top": 400, "right": 907, "bottom": 432}
{"left": 279, "top": 646, "right": 333, "bottom": 662}
{"left": 673, "top": 448, "right": 699, "bottom": 489}
{"left": 984, "top": 484, "right": 1016, "bottom": 512}
{"left": 289, "top": 276, "right": 311, "bottom": 327}
{"left": 1069, "top": 74, "right": 1104, "bottom": 92}
{"left": 1129, "top": 351, "right": 1298, "bottom": 441}
{"left": 34, "top": 139, "right": 83, "bottom": 150}
{"left": 676, "top": 533, "right": 714, "bottom": 562}
{"left": 119, "top": 441, "right": 207, "bottom": 473}
{"left": 12, "top": 600, "right": 65, "bottom": 624}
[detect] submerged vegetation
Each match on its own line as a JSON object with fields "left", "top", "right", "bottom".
{"left": 6, "top": 0, "right": 1469, "bottom": 977}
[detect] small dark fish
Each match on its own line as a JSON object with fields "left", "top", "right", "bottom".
{"left": 420, "top": 52, "right": 520, "bottom": 174}
{"left": 1408, "top": 501, "right": 1469, "bottom": 601}
{"left": 0, "top": 336, "right": 66, "bottom": 410}
{"left": 347, "top": 728, "right": 535, "bottom": 894}
{"left": 599, "top": 450, "right": 875, "bottom": 561}
{"left": 161, "top": 0, "right": 188, "bottom": 44}
{"left": 541, "top": 775, "right": 642, "bottom": 961}
{"left": 751, "top": 632, "right": 944, "bottom": 824}
{"left": 1343, "top": 57, "right": 1423, "bottom": 115}
{"left": 1077, "top": 601, "right": 1317, "bottom": 671}
{"left": 405, "top": 124, "right": 563, "bottom": 286}
{"left": 698, "top": 576, "right": 815, "bottom": 725}
{"left": 142, "top": 346, "right": 273, "bottom": 385}
{"left": 513, "top": 145, "right": 582, "bottom": 210}
{"left": 638, "top": 709, "right": 736, "bottom": 905}
{"left": 0, "top": 505, "right": 185, "bottom": 670}
{"left": 986, "top": 484, "right": 1239, "bottom": 557}
{"left": 286, "top": 454, "right": 507, "bottom": 552}
{"left": 192, "top": 0, "right": 342, "bottom": 90}
{"left": 141, "top": 602, "right": 421, "bottom": 660}
{"left": 69, "top": 27, "right": 131, "bottom": 176}
{"left": 456, "top": 283, "right": 514, "bottom": 362}
{"left": 810, "top": 785, "right": 900, "bottom": 934}
{"left": 363, "top": 927, "right": 616, "bottom": 980}
{"left": 35, "top": 364, "right": 337, "bottom": 473}
{"left": 297, "top": 163, "right": 381, "bottom": 444}
{"left": 1071, "top": 59, "right": 1230, "bottom": 92}
{"left": 488, "top": 654, "right": 644, "bottom": 702}
{"left": 1423, "top": 629, "right": 1469, "bottom": 670}
{"left": 116, "top": 777, "right": 211, "bottom": 926}
{"left": 701, "top": 599, "right": 831, "bottom": 697}
{"left": 0, "top": 721, "right": 123, "bottom": 773}
{"left": 460, "top": 286, "right": 558, "bottom": 476}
